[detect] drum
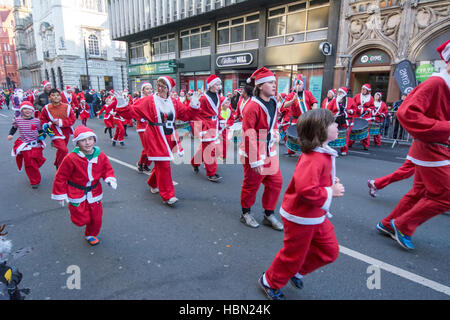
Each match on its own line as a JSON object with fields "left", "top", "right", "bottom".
{"left": 227, "top": 122, "right": 242, "bottom": 143}
{"left": 350, "top": 118, "right": 369, "bottom": 141}
{"left": 328, "top": 128, "right": 347, "bottom": 148}
{"left": 286, "top": 125, "right": 301, "bottom": 153}
{"left": 369, "top": 122, "right": 382, "bottom": 136}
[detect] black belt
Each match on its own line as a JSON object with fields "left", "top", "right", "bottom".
{"left": 148, "top": 121, "right": 174, "bottom": 128}
{"left": 68, "top": 181, "right": 99, "bottom": 194}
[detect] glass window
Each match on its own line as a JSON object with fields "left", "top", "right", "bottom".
{"left": 218, "top": 29, "right": 229, "bottom": 45}
{"left": 232, "top": 18, "right": 244, "bottom": 25}
{"left": 160, "top": 40, "right": 168, "bottom": 54}
{"left": 245, "top": 22, "right": 258, "bottom": 40}
{"left": 309, "top": 0, "right": 329, "bottom": 7}
{"left": 288, "top": 2, "right": 306, "bottom": 12}
{"left": 307, "top": 7, "right": 329, "bottom": 30}
{"left": 202, "top": 26, "right": 211, "bottom": 32}
{"left": 153, "top": 41, "right": 160, "bottom": 55}
{"left": 231, "top": 25, "right": 244, "bottom": 43}
{"left": 218, "top": 21, "right": 229, "bottom": 28}
{"left": 269, "top": 8, "right": 285, "bottom": 17}
{"left": 168, "top": 39, "right": 175, "bottom": 53}
{"left": 246, "top": 14, "right": 259, "bottom": 22}
{"left": 181, "top": 37, "right": 190, "bottom": 51}
{"left": 180, "top": 30, "right": 189, "bottom": 37}
{"left": 268, "top": 16, "right": 285, "bottom": 37}
{"left": 287, "top": 11, "right": 306, "bottom": 34}
{"left": 191, "top": 34, "right": 200, "bottom": 49}
{"left": 201, "top": 32, "right": 210, "bottom": 47}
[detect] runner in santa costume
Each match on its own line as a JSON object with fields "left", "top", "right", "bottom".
{"left": 368, "top": 159, "right": 415, "bottom": 198}
{"left": 322, "top": 89, "right": 336, "bottom": 109}
{"left": 350, "top": 84, "right": 374, "bottom": 150}
{"left": 79, "top": 98, "right": 90, "bottom": 127}
{"left": 124, "top": 76, "right": 200, "bottom": 206}
{"left": 61, "top": 86, "right": 80, "bottom": 118}
{"left": 327, "top": 87, "right": 357, "bottom": 155}
{"left": 134, "top": 82, "right": 153, "bottom": 173}
{"left": 259, "top": 109, "right": 344, "bottom": 300}
{"left": 370, "top": 92, "right": 388, "bottom": 146}
{"left": 190, "top": 74, "right": 226, "bottom": 182}
{"left": 377, "top": 40, "right": 450, "bottom": 250}
{"left": 97, "top": 96, "right": 115, "bottom": 139}
{"left": 282, "top": 76, "right": 318, "bottom": 155}
{"left": 111, "top": 96, "right": 127, "bottom": 147}
{"left": 8, "top": 101, "right": 46, "bottom": 188}
{"left": 39, "top": 89, "right": 76, "bottom": 169}
{"left": 239, "top": 67, "right": 284, "bottom": 231}
{"left": 51, "top": 126, "right": 117, "bottom": 246}
{"left": 234, "top": 85, "right": 253, "bottom": 122}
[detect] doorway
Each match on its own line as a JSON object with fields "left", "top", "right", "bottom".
{"left": 352, "top": 71, "right": 389, "bottom": 99}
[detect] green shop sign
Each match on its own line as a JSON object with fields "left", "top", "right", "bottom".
{"left": 128, "top": 60, "right": 177, "bottom": 76}
{"left": 415, "top": 63, "right": 435, "bottom": 83}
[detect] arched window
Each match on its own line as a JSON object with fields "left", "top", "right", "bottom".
{"left": 88, "top": 34, "right": 100, "bottom": 56}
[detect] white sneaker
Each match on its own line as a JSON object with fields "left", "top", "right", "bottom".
{"left": 150, "top": 187, "right": 159, "bottom": 194}
{"left": 164, "top": 197, "right": 178, "bottom": 206}
{"left": 263, "top": 215, "right": 284, "bottom": 231}
{"left": 240, "top": 213, "right": 260, "bottom": 228}
{"left": 368, "top": 180, "right": 377, "bottom": 198}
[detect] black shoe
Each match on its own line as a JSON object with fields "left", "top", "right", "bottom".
{"left": 143, "top": 164, "right": 151, "bottom": 172}
{"left": 290, "top": 277, "right": 304, "bottom": 290}
{"left": 120, "top": 142, "right": 125, "bottom": 147}
{"left": 363, "top": 147, "right": 369, "bottom": 151}
{"left": 31, "top": 184, "right": 39, "bottom": 189}
{"left": 192, "top": 166, "right": 199, "bottom": 174}
{"left": 258, "top": 275, "right": 286, "bottom": 300}
{"left": 104, "top": 127, "right": 108, "bottom": 134}
{"left": 208, "top": 174, "right": 222, "bottom": 182}
{"left": 112, "top": 141, "right": 116, "bottom": 147}
{"left": 137, "top": 164, "right": 144, "bottom": 173}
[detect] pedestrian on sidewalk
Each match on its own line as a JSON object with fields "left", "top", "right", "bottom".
{"left": 51, "top": 126, "right": 117, "bottom": 246}
{"left": 259, "top": 108, "right": 345, "bottom": 300}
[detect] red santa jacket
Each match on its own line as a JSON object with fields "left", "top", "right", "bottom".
{"left": 196, "top": 93, "right": 226, "bottom": 142}
{"left": 129, "top": 97, "right": 148, "bottom": 132}
{"left": 284, "top": 90, "right": 318, "bottom": 120}
{"left": 280, "top": 146, "right": 337, "bottom": 225}
{"left": 127, "top": 94, "right": 199, "bottom": 161}
{"left": 372, "top": 101, "right": 388, "bottom": 123}
{"left": 397, "top": 70, "right": 450, "bottom": 167}
{"left": 322, "top": 97, "right": 334, "bottom": 110}
{"left": 354, "top": 93, "right": 375, "bottom": 119}
{"left": 79, "top": 103, "right": 90, "bottom": 120}
{"left": 98, "top": 103, "right": 115, "bottom": 120}
{"left": 51, "top": 147, "right": 116, "bottom": 204}
{"left": 240, "top": 97, "right": 280, "bottom": 168}
{"left": 328, "top": 96, "right": 357, "bottom": 128}
{"left": 234, "top": 97, "right": 251, "bottom": 122}
{"left": 61, "top": 91, "right": 80, "bottom": 111}
{"left": 39, "top": 103, "right": 76, "bottom": 140}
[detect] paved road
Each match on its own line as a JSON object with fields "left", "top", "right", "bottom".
{"left": 0, "top": 108, "right": 448, "bottom": 300}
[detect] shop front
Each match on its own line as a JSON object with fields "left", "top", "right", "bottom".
{"left": 128, "top": 60, "right": 177, "bottom": 94}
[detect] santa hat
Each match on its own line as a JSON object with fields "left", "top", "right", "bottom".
{"left": 65, "top": 86, "right": 72, "bottom": 91}
{"left": 294, "top": 75, "right": 304, "bottom": 86}
{"left": 328, "top": 89, "right": 336, "bottom": 97}
{"left": 436, "top": 40, "right": 450, "bottom": 63}
{"left": 338, "top": 87, "right": 348, "bottom": 96}
{"left": 207, "top": 75, "right": 222, "bottom": 89}
{"left": 180, "top": 89, "right": 185, "bottom": 94}
{"left": 374, "top": 92, "right": 382, "bottom": 98}
{"left": 247, "top": 67, "right": 276, "bottom": 86}
{"left": 42, "top": 81, "right": 52, "bottom": 89}
{"left": 280, "top": 93, "right": 287, "bottom": 99}
{"left": 19, "top": 101, "right": 35, "bottom": 112}
{"left": 188, "top": 89, "right": 194, "bottom": 94}
{"left": 158, "top": 76, "right": 176, "bottom": 92}
{"left": 362, "top": 83, "right": 372, "bottom": 91}
{"left": 72, "top": 126, "right": 97, "bottom": 145}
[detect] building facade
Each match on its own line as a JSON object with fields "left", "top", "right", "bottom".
{"left": 334, "top": 0, "right": 450, "bottom": 104}
{"left": 108, "top": 0, "right": 341, "bottom": 103}
{"left": 29, "top": 0, "right": 128, "bottom": 91}
{"left": 0, "top": 5, "right": 20, "bottom": 88}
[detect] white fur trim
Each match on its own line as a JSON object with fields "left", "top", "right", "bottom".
{"left": 255, "top": 76, "right": 276, "bottom": 86}
{"left": 280, "top": 207, "right": 326, "bottom": 226}
{"left": 72, "top": 132, "right": 97, "bottom": 144}
{"left": 51, "top": 193, "right": 68, "bottom": 201}
{"left": 207, "top": 77, "right": 222, "bottom": 88}
{"left": 442, "top": 43, "right": 450, "bottom": 62}
{"left": 321, "top": 187, "right": 333, "bottom": 212}
{"left": 406, "top": 155, "right": 450, "bottom": 167}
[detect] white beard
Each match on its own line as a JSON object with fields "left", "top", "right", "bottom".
{"left": 337, "top": 95, "right": 345, "bottom": 102}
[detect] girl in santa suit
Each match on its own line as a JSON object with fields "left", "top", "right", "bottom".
{"left": 79, "top": 99, "right": 90, "bottom": 127}
{"left": 322, "top": 89, "right": 336, "bottom": 109}
{"left": 124, "top": 76, "right": 200, "bottom": 207}
{"left": 133, "top": 83, "right": 153, "bottom": 173}
{"left": 377, "top": 40, "right": 450, "bottom": 250}
{"left": 190, "top": 74, "right": 226, "bottom": 182}
{"left": 239, "top": 67, "right": 284, "bottom": 231}
{"left": 234, "top": 85, "right": 253, "bottom": 122}
{"left": 327, "top": 87, "right": 357, "bottom": 156}
{"left": 97, "top": 97, "right": 115, "bottom": 139}
{"left": 51, "top": 126, "right": 117, "bottom": 246}
{"left": 350, "top": 84, "right": 374, "bottom": 150}
{"left": 259, "top": 109, "right": 345, "bottom": 300}
{"left": 371, "top": 92, "right": 388, "bottom": 146}
{"left": 7, "top": 102, "right": 46, "bottom": 189}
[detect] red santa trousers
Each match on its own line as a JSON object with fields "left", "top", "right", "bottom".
{"left": 240, "top": 160, "right": 283, "bottom": 211}
{"left": 373, "top": 133, "right": 382, "bottom": 146}
{"left": 265, "top": 218, "right": 339, "bottom": 290}
{"left": 381, "top": 164, "right": 450, "bottom": 236}
{"left": 349, "top": 135, "right": 370, "bottom": 149}
{"left": 219, "top": 130, "right": 229, "bottom": 159}
{"left": 20, "top": 147, "right": 46, "bottom": 185}
{"left": 113, "top": 119, "right": 125, "bottom": 142}
{"left": 374, "top": 160, "right": 415, "bottom": 190}
{"left": 52, "top": 136, "right": 70, "bottom": 169}
{"left": 103, "top": 118, "right": 114, "bottom": 128}
{"left": 147, "top": 161, "right": 175, "bottom": 202}
{"left": 191, "top": 140, "right": 217, "bottom": 177}
{"left": 138, "top": 132, "right": 151, "bottom": 166}
{"left": 69, "top": 201, "right": 103, "bottom": 237}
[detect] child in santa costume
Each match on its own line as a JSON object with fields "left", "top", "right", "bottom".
{"left": 370, "top": 92, "right": 388, "bottom": 146}
{"left": 7, "top": 102, "right": 46, "bottom": 189}
{"left": 39, "top": 89, "right": 76, "bottom": 169}
{"left": 97, "top": 97, "right": 115, "bottom": 139}
{"left": 259, "top": 108, "right": 345, "bottom": 300}
{"left": 281, "top": 76, "right": 318, "bottom": 156}
{"left": 217, "top": 98, "right": 235, "bottom": 161}
{"left": 190, "top": 74, "right": 226, "bottom": 182}
{"left": 61, "top": 86, "right": 80, "bottom": 117}
{"left": 124, "top": 76, "right": 200, "bottom": 207}
{"left": 239, "top": 67, "right": 284, "bottom": 231}
{"left": 376, "top": 40, "right": 450, "bottom": 250}
{"left": 322, "top": 89, "right": 336, "bottom": 109}
{"left": 111, "top": 98, "right": 127, "bottom": 147}
{"left": 368, "top": 159, "right": 415, "bottom": 198}
{"left": 134, "top": 82, "right": 153, "bottom": 173}
{"left": 51, "top": 126, "right": 117, "bottom": 246}
{"left": 350, "top": 84, "right": 374, "bottom": 150}
{"left": 79, "top": 99, "right": 90, "bottom": 127}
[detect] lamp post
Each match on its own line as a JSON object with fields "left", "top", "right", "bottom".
{"left": 83, "top": 37, "right": 91, "bottom": 90}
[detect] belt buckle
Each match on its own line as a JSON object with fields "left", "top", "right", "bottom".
{"left": 165, "top": 121, "right": 174, "bottom": 129}
{"left": 211, "top": 116, "right": 217, "bottom": 121}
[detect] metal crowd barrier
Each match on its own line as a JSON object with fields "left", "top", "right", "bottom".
{"left": 379, "top": 111, "right": 412, "bottom": 148}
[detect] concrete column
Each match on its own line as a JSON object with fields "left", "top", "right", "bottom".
{"left": 210, "top": 19, "right": 216, "bottom": 74}
{"left": 257, "top": 8, "right": 267, "bottom": 68}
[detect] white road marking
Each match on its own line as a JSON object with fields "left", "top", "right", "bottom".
{"left": 339, "top": 246, "right": 450, "bottom": 296}
{"left": 349, "top": 150, "right": 370, "bottom": 155}
{"left": 0, "top": 113, "right": 9, "bottom": 118}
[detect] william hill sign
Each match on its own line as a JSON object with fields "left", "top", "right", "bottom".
{"left": 216, "top": 53, "right": 254, "bottom": 68}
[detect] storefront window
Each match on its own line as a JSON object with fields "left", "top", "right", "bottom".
{"left": 217, "top": 12, "right": 260, "bottom": 53}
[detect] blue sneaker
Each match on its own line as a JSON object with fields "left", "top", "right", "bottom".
{"left": 258, "top": 275, "right": 286, "bottom": 300}
{"left": 376, "top": 222, "right": 395, "bottom": 239}
{"left": 290, "top": 277, "right": 304, "bottom": 290}
{"left": 390, "top": 220, "right": 414, "bottom": 250}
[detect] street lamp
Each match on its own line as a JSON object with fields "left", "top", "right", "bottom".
{"left": 83, "top": 37, "right": 91, "bottom": 90}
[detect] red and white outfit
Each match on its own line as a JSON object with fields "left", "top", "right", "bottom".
{"left": 240, "top": 68, "right": 283, "bottom": 213}
{"left": 132, "top": 89, "right": 152, "bottom": 168}
{"left": 190, "top": 75, "right": 226, "bottom": 177}
{"left": 264, "top": 146, "right": 339, "bottom": 290}
{"left": 321, "top": 89, "right": 336, "bottom": 109}
{"left": 51, "top": 126, "right": 117, "bottom": 238}
{"left": 234, "top": 96, "right": 251, "bottom": 122}
{"left": 127, "top": 76, "right": 200, "bottom": 202}
{"left": 98, "top": 101, "right": 115, "bottom": 129}
{"left": 380, "top": 63, "right": 450, "bottom": 237}
{"left": 61, "top": 87, "right": 80, "bottom": 113}
{"left": 217, "top": 104, "right": 235, "bottom": 160}
{"left": 112, "top": 103, "right": 127, "bottom": 144}
{"left": 39, "top": 102, "right": 76, "bottom": 168}
{"left": 351, "top": 85, "right": 374, "bottom": 149}
{"left": 79, "top": 101, "right": 90, "bottom": 126}
{"left": 371, "top": 93, "right": 388, "bottom": 146}
{"left": 10, "top": 103, "right": 46, "bottom": 186}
